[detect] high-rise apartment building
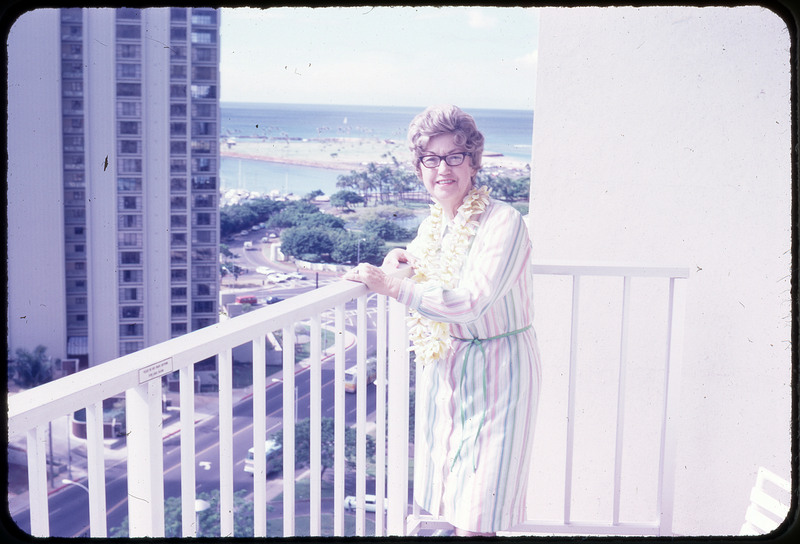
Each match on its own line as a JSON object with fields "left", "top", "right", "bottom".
{"left": 7, "top": 7, "right": 220, "bottom": 369}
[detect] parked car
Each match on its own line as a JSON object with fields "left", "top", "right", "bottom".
{"left": 236, "top": 295, "right": 258, "bottom": 305}
{"left": 265, "top": 296, "right": 283, "bottom": 305}
{"left": 268, "top": 273, "right": 289, "bottom": 283}
{"left": 344, "top": 494, "right": 388, "bottom": 512}
{"left": 287, "top": 272, "right": 306, "bottom": 280}
{"left": 243, "top": 241, "right": 254, "bottom": 250}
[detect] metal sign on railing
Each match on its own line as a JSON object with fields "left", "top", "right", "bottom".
{"left": 138, "top": 358, "right": 174, "bottom": 384}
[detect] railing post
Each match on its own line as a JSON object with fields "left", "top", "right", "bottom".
{"left": 125, "top": 380, "right": 165, "bottom": 537}
{"left": 658, "top": 277, "right": 687, "bottom": 535}
{"left": 386, "top": 296, "right": 410, "bottom": 536}
{"left": 26, "top": 426, "right": 49, "bottom": 537}
{"left": 85, "top": 402, "right": 108, "bottom": 537}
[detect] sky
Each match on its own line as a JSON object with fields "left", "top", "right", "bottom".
{"left": 219, "top": 6, "right": 539, "bottom": 110}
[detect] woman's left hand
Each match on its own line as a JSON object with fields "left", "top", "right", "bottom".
{"left": 343, "top": 263, "right": 401, "bottom": 299}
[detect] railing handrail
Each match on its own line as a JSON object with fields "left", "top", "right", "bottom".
{"left": 531, "top": 259, "right": 690, "bottom": 279}
{"left": 7, "top": 274, "right": 372, "bottom": 440}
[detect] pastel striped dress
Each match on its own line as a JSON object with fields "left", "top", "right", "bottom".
{"left": 397, "top": 198, "right": 542, "bottom": 533}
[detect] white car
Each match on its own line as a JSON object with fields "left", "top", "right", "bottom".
{"left": 344, "top": 494, "right": 387, "bottom": 512}
{"left": 267, "top": 273, "right": 289, "bottom": 283}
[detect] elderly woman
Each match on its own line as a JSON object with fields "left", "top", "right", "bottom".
{"left": 344, "top": 104, "right": 541, "bottom": 536}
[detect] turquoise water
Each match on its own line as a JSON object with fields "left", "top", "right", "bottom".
{"left": 219, "top": 102, "right": 534, "bottom": 196}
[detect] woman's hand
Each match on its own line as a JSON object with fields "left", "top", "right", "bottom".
{"left": 342, "top": 263, "right": 402, "bottom": 299}
{"left": 382, "top": 248, "right": 417, "bottom": 270}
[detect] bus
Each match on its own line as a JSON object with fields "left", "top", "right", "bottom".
{"left": 244, "top": 439, "right": 282, "bottom": 476}
{"left": 344, "top": 357, "right": 377, "bottom": 393}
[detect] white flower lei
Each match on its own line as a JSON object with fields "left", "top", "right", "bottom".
{"left": 407, "top": 185, "right": 491, "bottom": 366}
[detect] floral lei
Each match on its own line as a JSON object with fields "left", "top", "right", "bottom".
{"left": 407, "top": 185, "right": 491, "bottom": 366}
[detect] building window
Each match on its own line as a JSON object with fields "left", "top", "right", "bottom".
{"left": 194, "top": 213, "right": 213, "bottom": 226}
{"left": 117, "top": 101, "right": 141, "bottom": 117}
{"left": 171, "top": 177, "right": 187, "bottom": 192}
{"left": 171, "top": 269, "right": 187, "bottom": 281}
{"left": 192, "top": 158, "right": 215, "bottom": 173}
{"left": 170, "top": 104, "right": 187, "bottom": 118}
{"left": 171, "top": 26, "right": 187, "bottom": 42}
{"left": 117, "top": 44, "right": 141, "bottom": 59}
{"left": 192, "top": 65, "right": 216, "bottom": 81}
{"left": 192, "top": 247, "right": 214, "bottom": 261}
{"left": 117, "top": 63, "right": 141, "bottom": 78}
{"left": 190, "top": 85, "right": 216, "bottom": 100}
{"left": 193, "top": 301, "right": 214, "bottom": 313}
{"left": 119, "top": 140, "right": 141, "bottom": 154}
{"left": 191, "top": 140, "right": 214, "bottom": 154}
{"left": 118, "top": 177, "right": 142, "bottom": 192}
{"left": 171, "top": 64, "right": 187, "bottom": 80}
{"left": 171, "top": 323, "right": 188, "bottom": 336}
{"left": 121, "top": 341, "right": 144, "bottom": 355}
{"left": 191, "top": 12, "right": 215, "bottom": 25}
{"left": 171, "top": 287, "right": 187, "bottom": 300}
{"left": 170, "top": 7, "right": 187, "bottom": 21}
{"left": 171, "top": 215, "right": 187, "bottom": 228}
{"left": 171, "top": 196, "right": 187, "bottom": 210}
{"left": 121, "top": 306, "right": 141, "bottom": 319}
{"left": 171, "top": 305, "right": 187, "bottom": 316}
{"left": 170, "top": 159, "right": 187, "bottom": 173}
{"left": 119, "top": 121, "right": 141, "bottom": 135}
{"left": 170, "top": 122, "right": 187, "bottom": 136}
{"left": 119, "top": 158, "right": 142, "bottom": 173}
{"left": 170, "top": 84, "right": 187, "bottom": 98}
{"left": 117, "top": 83, "right": 141, "bottom": 97}
{"left": 170, "top": 141, "right": 187, "bottom": 155}
{"left": 194, "top": 230, "right": 214, "bottom": 244}
{"left": 120, "top": 251, "right": 141, "bottom": 265}
{"left": 171, "top": 232, "right": 187, "bottom": 246}
{"left": 119, "top": 214, "right": 142, "bottom": 229}
{"left": 121, "top": 287, "right": 139, "bottom": 301}
{"left": 170, "top": 46, "right": 187, "bottom": 60}
{"left": 192, "top": 47, "right": 216, "bottom": 63}
{"left": 171, "top": 251, "right": 187, "bottom": 264}
{"left": 119, "top": 232, "right": 142, "bottom": 248}
{"left": 192, "top": 265, "right": 214, "bottom": 280}
{"left": 194, "top": 194, "right": 215, "bottom": 207}
{"left": 116, "top": 24, "right": 141, "bottom": 40}
{"left": 191, "top": 176, "right": 216, "bottom": 190}
{"left": 117, "top": 8, "right": 141, "bottom": 20}
{"left": 192, "top": 103, "right": 216, "bottom": 118}
{"left": 191, "top": 30, "right": 215, "bottom": 44}
{"left": 121, "top": 269, "right": 143, "bottom": 283}
{"left": 195, "top": 283, "right": 212, "bottom": 296}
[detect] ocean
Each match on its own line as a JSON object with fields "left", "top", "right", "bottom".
{"left": 219, "top": 102, "right": 534, "bottom": 197}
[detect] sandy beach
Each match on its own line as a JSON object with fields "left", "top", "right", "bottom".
{"left": 220, "top": 137, "right": 530, "bottom": 173}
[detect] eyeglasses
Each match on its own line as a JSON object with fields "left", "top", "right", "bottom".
{"left": 418, "top": 152, "right": 472, "bottom": 169}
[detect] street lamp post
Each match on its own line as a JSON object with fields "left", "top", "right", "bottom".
{"left": 271, "top": 378, "right": 298, "bottom": 421}
{"left": 195, "top": 499, "right": 210, "bottom": 537}
{"left": 61, "top": 479, "right": 90, "bottom": 537}
{"left": 356, "top": 237, "right": 366, "bottom": 263}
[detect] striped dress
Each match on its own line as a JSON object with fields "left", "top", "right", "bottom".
{"left": 397, "top": 198, "right": 542, "bottom": 533}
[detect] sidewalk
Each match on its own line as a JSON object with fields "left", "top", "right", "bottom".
{"left": 7, "top": 325, "right": 357, "bottom": 520}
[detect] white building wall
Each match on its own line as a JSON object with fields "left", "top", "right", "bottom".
{"left": 84, "top": 9, "right": 120, "bottom": 365}
{"left": 529, "top": 6, "right": 791, "bottom": 536}
{"left": 141, "top": 8, "right": 172, "bottom": 347}
{"left": 6, "top": 10, "right": 68, "bottom": 361}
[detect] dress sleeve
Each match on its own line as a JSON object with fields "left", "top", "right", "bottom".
{"left": 397, "top": 202, "right": 531, "bottom": 324}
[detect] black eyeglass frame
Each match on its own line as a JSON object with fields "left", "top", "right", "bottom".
{"left": 417, "top": 152, "right": 473, "bottom": 169}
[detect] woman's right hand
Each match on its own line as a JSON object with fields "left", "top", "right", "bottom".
{"left": 382, "top": 248, "right": 417, "bottom": 270}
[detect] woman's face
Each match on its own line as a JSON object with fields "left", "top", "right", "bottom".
{"left": 417, "top": 133, "right": 477, "bottom": 219}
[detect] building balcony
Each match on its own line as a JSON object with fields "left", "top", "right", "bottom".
{"left": 8, "top": 261, "right": 689, "bottom": 538}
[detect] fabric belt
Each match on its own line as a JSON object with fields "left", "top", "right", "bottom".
{"left": 449, "top": 324, "right": 532, "bottom": 472}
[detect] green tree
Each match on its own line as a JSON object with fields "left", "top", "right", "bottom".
{"left": 304, "top": 189, "right": 325, "bottom": 201}
{"left": 331, "top": 232, "right": 386, "bottom": 265}
{"left": 270, "top": 417, "right": 375, "bottom": 477}
{"left": 110, "top": 489, "right": 255, "bottom": 538}
{"left": 10, "top": 345, "right": 55, "bottom": 389}
{"left": 330, "top": 190, "right": 365, "bottom": 211}
{"left": 280, "top": 226, "right": 334, "bottom": 262}
{"left": 265, "top": 200, "right": 320, "bottom": 229}
{"left": 477, "top": 171, "right": 531, "bottom": 202}
{"left": 361, "top": 218, "right": 411, "bottom": 242}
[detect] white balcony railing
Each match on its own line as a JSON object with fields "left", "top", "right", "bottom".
{"left": 7, "top": 261, "right": 689, "bottom": 538}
